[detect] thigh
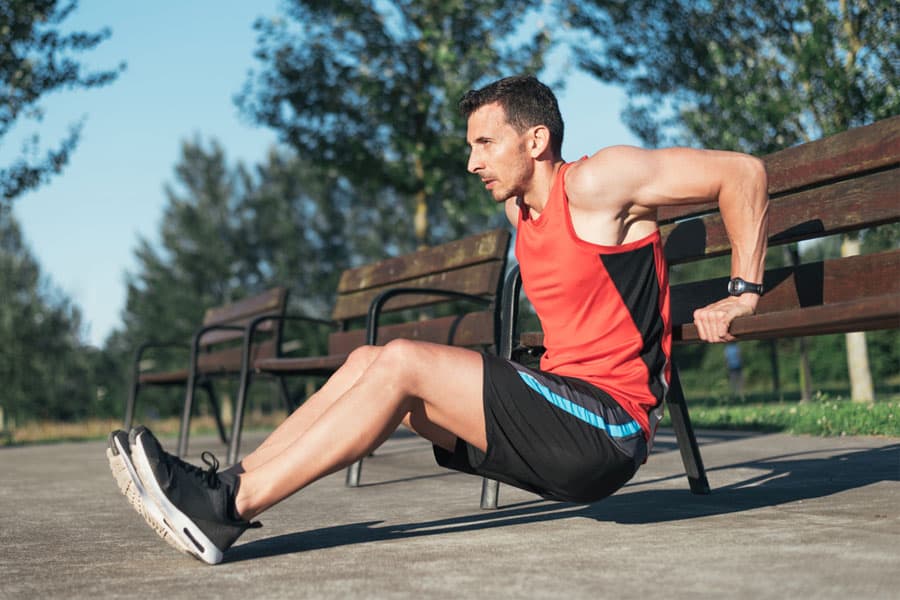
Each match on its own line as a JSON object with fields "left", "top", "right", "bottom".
{"left": 378, "top": 339, "right": 487, "bottom": 452}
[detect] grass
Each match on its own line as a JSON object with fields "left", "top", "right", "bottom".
{"left": 0, "top": 413, "right": 287, "bottom": 447}
{"left": 3, "top": 396, "right": 900, "bottom": 447}
{"left": 662, "top": 393, "right": 900, "bottom": 437}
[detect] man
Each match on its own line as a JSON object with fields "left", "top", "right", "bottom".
{"left": 108, "top": 75, "right": 768, "bottom": 564}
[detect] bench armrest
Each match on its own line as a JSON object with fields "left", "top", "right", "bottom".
{"left": 131, "top": 340, "right": 191, "bottom": 374}
{"left": 365, "top": 287, "right": 492, "bottom": 345}
{"left": 238, "top": 312, "right": 339, "bottom": 368}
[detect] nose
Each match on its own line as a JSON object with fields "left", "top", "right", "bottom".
{"left": 467, "top": 148, "right": 482, "bottom": 174}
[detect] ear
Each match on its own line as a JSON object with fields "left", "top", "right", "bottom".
{"left": 528, "top": 125, "right": 551, "bottom": 158}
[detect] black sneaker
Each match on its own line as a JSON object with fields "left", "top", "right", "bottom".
{"left": 130, "top": 426, "right": 261, "bottom": 564}
{"left": 106, "top": 430, "right": 190, "bottom": 554}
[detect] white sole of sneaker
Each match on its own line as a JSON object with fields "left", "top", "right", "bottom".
{"left": 130, "top": 431, "right": 224, "bottom": 565}
{"left": 107, "top": 435, "right": 191, "bottom": 555}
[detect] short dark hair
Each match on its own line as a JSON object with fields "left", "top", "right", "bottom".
{"left": 459, "top": 75, "right": 564, "bottom": 157}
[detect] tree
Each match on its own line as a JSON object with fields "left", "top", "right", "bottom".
{"left": 236, "top": 0, "right": 552, "bottom": 248}
{"left": 0, "top": 210, "right": 97, "bottom": 424}
{"left": 0, "top": 0, "right": 123, "bottom": 206}
{"left": 113, "top": 139, "right": 367, "bottom": 418}
{"left": 566, "top": 0, "right": 898, "bottom": 151}
{"left": 568, "top": 0, "right": 899, "bottom": 401}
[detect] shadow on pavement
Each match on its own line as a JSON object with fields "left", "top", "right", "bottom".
{"left": 224, "top": 443, "right": 899, "bottom": 563}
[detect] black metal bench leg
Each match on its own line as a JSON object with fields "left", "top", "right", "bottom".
{"left": 481, "top": 478, "right": 499, "bottom": 509}
{"left": 124, "top": 348, "right": 142, "bottom": 430}
{"left": 124, "top": 379, "right": 139, "bottom": 432}
{"left": 667, "top": 366, "right": 711, "bottom": 494}
{"left": 177, "top": 380, "right": 196, "bottom": 458}
{"left": 228, "top": 353, "right": 254, "bottom": 466}
{"left": 278, "top": 376, "right": 296, "bottom": 413}
{"left": 204, "top": 381, "right": 229, "bottom": 446}
{"left": 346, "top": 460, "right": 362, "bottom": 487}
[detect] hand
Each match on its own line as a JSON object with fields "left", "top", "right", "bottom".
{"left": 692, "top": 296, "right": 756, "bottom": 343}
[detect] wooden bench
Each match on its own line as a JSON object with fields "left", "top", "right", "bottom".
{"left": 124, "top": 287, "right": 291, "bottom": 458}
{"left": 228, "top": 228, "right": 512, "bottom": 471}
{"left": 481, "top": 115, "right": 900, "bottom": 508}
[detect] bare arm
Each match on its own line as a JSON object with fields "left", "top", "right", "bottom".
{"left": 571, "top": 146, "right": 770, "bottom": 342}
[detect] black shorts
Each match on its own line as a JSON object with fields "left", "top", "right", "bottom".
{"left": 434, "top": 353, "right": 648, "bottom": 503}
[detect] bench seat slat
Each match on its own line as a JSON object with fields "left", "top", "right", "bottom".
{"left": 139, "top": 369, "right": 190, "bottom": 385}
{"left": 254, "top": 354, "right": 348, "bottom": 376}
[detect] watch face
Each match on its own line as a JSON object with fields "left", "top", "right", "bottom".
{"left": 729, "top": 278, "right": 761, "bottom": 296}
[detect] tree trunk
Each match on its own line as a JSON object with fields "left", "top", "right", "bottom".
{"left": 785, "top": 246, "right": 813, "bottom": 402}
{"left": 769, "top": 340, "right": 782, "bottom": 401}
{"left": 841, "top": 234, "right": 875, "bottom": 403}
{"left": 413, "top": 152, "right": 428, "bottom": 247}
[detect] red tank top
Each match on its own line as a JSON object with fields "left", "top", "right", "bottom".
{"left": 515, "top": 161, "right": 672, "bottom": 437}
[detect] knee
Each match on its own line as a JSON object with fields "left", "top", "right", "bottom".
{"left": 371, "top": 339, "right": 426, "bottom": 384}
{"left": 345, "top": 344, "right": 381, "bottom": 373}
{"left": 377, "top": 338, "right": 420, "bottom": 368}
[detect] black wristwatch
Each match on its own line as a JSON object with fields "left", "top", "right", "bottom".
{"left": 727, "top": 277, "right": 764, "bottom": 296}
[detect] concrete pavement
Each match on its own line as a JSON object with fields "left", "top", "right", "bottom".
{"left": 1, "top": 427, "right": 898, "bottom": 599}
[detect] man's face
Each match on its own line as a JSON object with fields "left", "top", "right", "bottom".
{"left": 465, "top": 102, "right": 532, "bottom": 203}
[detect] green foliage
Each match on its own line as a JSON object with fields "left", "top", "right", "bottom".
{"left": 664, "top": 396, "right": 900, "bottom": 437}
{"left": 0, "top": 211, "right": 101, "bottom": 423}
{"left": 567, "top": 0, "right": 899, "bottom": 152}
{"left": 110, "top": 140, "right": 372, "bottom": 418}
{"left": 236, "top": 0, "right": 551, "bottom": 246}
{"left": 0, "top": 0, "right": 123, "bottom": 204}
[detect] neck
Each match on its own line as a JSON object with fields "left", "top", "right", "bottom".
{"left": 519, "top": 158, "right": 565, "bottom": 215}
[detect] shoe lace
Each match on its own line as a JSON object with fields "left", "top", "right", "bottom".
{"left": 198, "top": 451, "right": 222, "bottom": 488}
{"left": 162, "top": 450, "right": 222, "bottom": 489}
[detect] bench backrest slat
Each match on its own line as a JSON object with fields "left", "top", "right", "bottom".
{"left": 676, "top": 294, "right": 899, "bottom": 343}
{"left": 198, "top": 287, "right": 288, "bottom": 347}
{"left": 327, "top": 311, "right": 497, "bottom": 355}
{"left": 326, "top": 229, "right": 510, "bottom": 354}
{"left": 670, "top": 249, "right": 900, "bottom": 325}
{"left": 337, "top": 230, "right": 509, "bottom": 293}
{"left": 331, "top": 229, "right": 510, "bottom": 322}
{"left": 662, "top": 167, "right": 899, "bottom": 264}
{"left": 658, "top": 114, "right": 900, "bottom": 224}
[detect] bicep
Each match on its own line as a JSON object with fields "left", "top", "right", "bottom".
{"left": 631, "top": 147, "right": 763, "bottom": 208}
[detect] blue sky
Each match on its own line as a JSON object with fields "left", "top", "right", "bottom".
{"left": 7, "top": 1, "right": 639, "bottom": 347}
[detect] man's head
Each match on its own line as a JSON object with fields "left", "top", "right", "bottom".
{"left": 460, "top": 75, "right": 564, "bottom": 202}
{"left": 460, "top": 75, "right": 564, "bottom": 158}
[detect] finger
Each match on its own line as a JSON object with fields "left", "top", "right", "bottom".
{"left": 693, "top": 311, "right": 710, "bottom": 342}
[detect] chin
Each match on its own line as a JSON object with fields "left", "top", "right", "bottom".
{"left": 490, "top": 188, "right": 512, "bottom": 203}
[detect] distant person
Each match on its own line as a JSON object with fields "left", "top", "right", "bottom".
{"left": 107, "top": 75, "right": 768, "bottom": 564}
{"left": 725, "top": 342, "right": 744, "bottom": 399}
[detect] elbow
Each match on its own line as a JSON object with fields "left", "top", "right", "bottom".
{"left": 746, "top": 155, "right": 768, "bottom": 200}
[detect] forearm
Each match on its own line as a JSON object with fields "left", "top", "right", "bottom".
{"left": 718, "top": 156, "right": 769, "bottom": 311}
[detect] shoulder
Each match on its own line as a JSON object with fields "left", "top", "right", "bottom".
{"left": 565, "top": 145, "right": 647, "bottom": 209}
